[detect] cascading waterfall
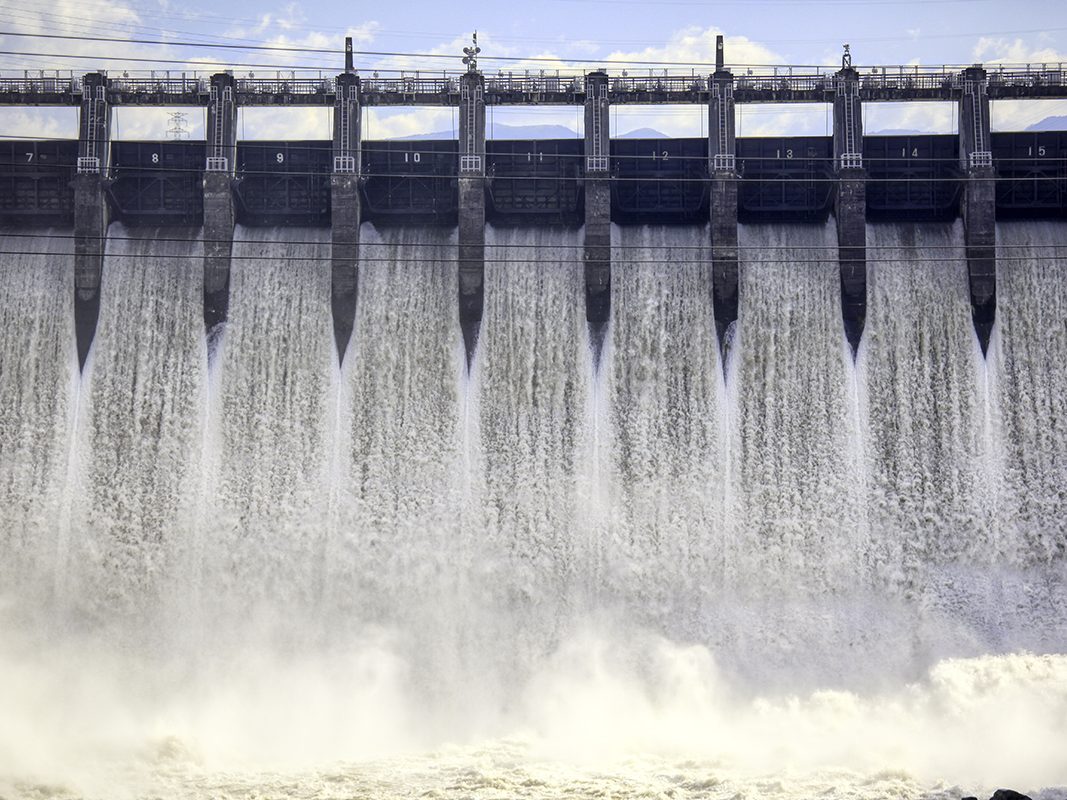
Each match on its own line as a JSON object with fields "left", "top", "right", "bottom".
{"left": 0, "top": 220, "right": 1066, "bottom": 799}
{"left": 601, "top": 225, "right": 725, "bottom": 632}
{"left": 728, "top": 223, "right": 864, "bottom": 590}
{"left": 0, "top": 229, "right": 74, "bottom": 602}
{"left": 334, "top": 226, "right": 466, "bottom": 612}
{"left": 984, "top": 221, "right": 1067, "bottom": 651}
{"left": 992, "top": 222, "right": 1067, "bottom": 553}
{"left": 862, "top": 222, "right": 990, "bottom": 582}
{"left": 332, "top": 225, "right": 472, "bottom": 705}
{"left": 469, "top": 225, "right": 593, "bottom": 671}
{"left": 64, "top": 225, "right": 206, "bottom": 623}
{"left": 202, "top": 226, "right": 335, "bottom": 628}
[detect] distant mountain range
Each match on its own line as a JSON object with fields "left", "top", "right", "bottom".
{"left": 1026, "top": 115, "right": 1067, "bottom": 131}
{"left": 392, "top": 116, "right": 1066, "bottom": 141}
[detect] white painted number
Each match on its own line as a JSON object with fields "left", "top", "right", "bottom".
{"left": 151, "top": 153, "right": 159, "bottom": 163}
{"left": 25, "top": 152, "right": 33, "bottom": 162}
{"left": 277, "top": 153, "right": 284, "bottom": 163}
{"left": 1038, "top": 146, "right": 1047, "bottom": 157}
{"left": 414, "top": 152, "right": 421, "bottom": 163}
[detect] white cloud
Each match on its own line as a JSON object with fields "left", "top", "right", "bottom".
{"left": 238, "top": 108, "right": 330, "bottom": 140}
{"left": 972, "top": 37, "right": 1067, "bottom": 131}
{"left": 973, "top": 37, "right": 1066, "bottom": 66}
{"left": 603, "top": 26, "right": 785, "bottom": 72}
{"left": 364, "top": 108, "right": 455, "bottom": 140}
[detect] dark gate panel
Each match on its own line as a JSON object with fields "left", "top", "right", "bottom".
{"left": 737, "top": 136, "right": 833, "bottom": 222}
{"left": 611, "top": 137, "right": 708, "bottom": 224}
{"left": 0, "top": 139, "right": 77, "bottom": 223}
{"left": 109, "top": 140, "right": 205, "bottom": 225}
{"left": 864, "top": 135, "right": 962, "bottom": 220}
{"left": 361, "top": 140, "right": 457, "bottom": 224}
{"left": 992, "top": 131, "right": 1067, "bottom": 218}
{"left": 235, "top": 140, "right": 331, "bottom": 225}
{"left": 487, "top": 139, "right": 582, "bottom": 225}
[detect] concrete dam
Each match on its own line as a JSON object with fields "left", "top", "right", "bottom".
{"left": 3, "top": 36, "right": 1067, "bottom": 800}
{"left": 3, "top": 38, "right": 1066, "bottom": 369}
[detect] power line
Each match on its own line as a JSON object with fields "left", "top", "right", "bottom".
{"left": 8, "top": 30, "right": 1064, "bottom": 70}
{"left": 2, "top": 248, "right": 1064, "bottom": 265}
{"left": 2, "top": 228, "right": 1067, "bottom": 250}
{"left": 1, "top": 231, "right": 1065, "bottom": 265}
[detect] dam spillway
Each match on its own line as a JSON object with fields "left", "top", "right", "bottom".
{"left": 2, "top": 42, "right": 1067, "bottom": 798}
{"left": 1, "top": 217, "right": 1067, "bottom": 795}
{"left": 3, "top": 51, "right": 1067, "bottom": 368}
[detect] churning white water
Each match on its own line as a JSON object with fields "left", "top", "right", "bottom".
{"left": 0, "top": 221, "right": 1065, "bottom": 799}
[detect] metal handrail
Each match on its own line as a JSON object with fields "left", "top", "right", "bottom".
{"left": 235, "top": 78, "right": 333, "bottom": 95}
{"left": 0, "top": 77, "right": 78, "bottom": 93}
{"left": 109, "top": 77, "right": 207, "bottom": 94}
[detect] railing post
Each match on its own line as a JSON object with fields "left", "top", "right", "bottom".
{"left": 959, "top": 65, "right": 996, "bottom": 355}
{"left": 833, "top": 61, "right": 867, "bottom": 357}
{"left": 458, "top": 68, "right": 486, "bottom": 368}
{"left": 74, "top": 71, "right": 111, "bottom": 370}
{"left": 709, "top": 37, "right": 738, "bottom": 362}
{"left": 203, "top": 72, "right": 237, "bottom": 344}
{"left": 331, "top": 68, "right": 362, "bottom": 364}
{"left": 583, "top": 70, "right": 611, "bottom": 362}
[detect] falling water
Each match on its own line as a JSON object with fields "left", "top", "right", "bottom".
{"left": 63, "top": 225, "right": 206, "bottom": 623}
{"left": 862, "top": 222, "right": 989, "bottom": 576}
{"left": 729, "top": 223, "right": 863, "bottom": 589}
{"left": 333, "top": 226, "right": 466, "bottom": 618}
{"left": 0, "top": 228, "right": 73, "bottom": 603}
{"left": 477, "top": 225, "right": 593, "bottom": 575}
{"left": 1, "top": 220, "right": 1066, "bottom": 799}
{"left": 601, "top": 225, "right": 725, "bottom": 633}
{"left": 201, "top": 226, "right": 334, "bottom": 629}
{"left": 986, "top": 221, "right": 1067, "bottom": 651}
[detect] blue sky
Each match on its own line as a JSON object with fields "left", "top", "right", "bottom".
{"left": 1, "top": 0, "right": 1065, "bottom": 139}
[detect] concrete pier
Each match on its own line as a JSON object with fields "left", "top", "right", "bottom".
{"left": 709, "top": 36, "right": 739, "bottom": 359}
{"left": 331, "top": 58, "right": 362, "bottom": 364}
{"left": 833, "top": 59, "right": 867, "bottom": 357}
{"left": 74, "top": 72, "right": 110, "bottom": 371}
{"left": 203, "top": 72, "right": 237, "bottom": 341}
{"left": 458, "top": 68, "right": 486, "bottom": 368}
{"left": 959, "top": 66, "right": 996, "bottom": 355}
{"left": 584, "top": 70, "right": 611, "bottom": 362}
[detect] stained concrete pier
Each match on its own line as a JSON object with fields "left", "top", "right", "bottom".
{"left": 457, "top": 69, "right": 487, "bottom": 368}
{"left": 203, "top": 72, "right": 237, "bottom": 343}
{"left": 959, "top": 66, "right": 996, "bottom": 355}
{"left": 833, "top": 59, "right": 867, "bottom": 357}
{"left": 709, "top": 36, "right": 739, "bottom": 360}
{"left": 583, "top": 70, "right": 611, "bottom": 363}
{"left": 73, "top": 72, "right": 109, "bottom": 371}
{"left": 331, "top": 54, "right": 362, "bottom": 364}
